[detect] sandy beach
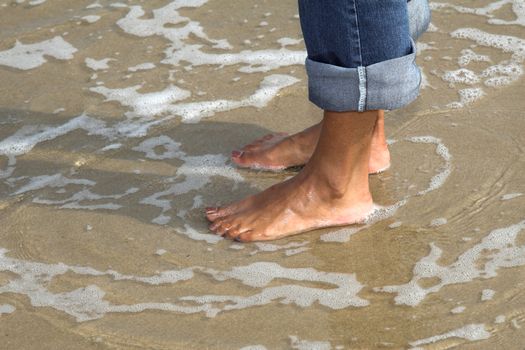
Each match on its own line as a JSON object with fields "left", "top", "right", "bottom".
{"left": 1, "top": 0, "right": 525, "bottom": 349}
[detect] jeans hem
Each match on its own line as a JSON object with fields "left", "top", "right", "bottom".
{"left": 305, "top": 39, "right": 421, "bottom": 112}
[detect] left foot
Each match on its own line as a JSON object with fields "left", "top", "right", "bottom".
{"left": 206, "top": 170, "right": 374, "bottom": 242}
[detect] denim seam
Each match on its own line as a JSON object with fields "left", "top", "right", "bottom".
{"left": 352, "top": 0, "right": 363, "bottom": 65}
{"left": 357, "top": 66, "right": 367, "bottom": 112}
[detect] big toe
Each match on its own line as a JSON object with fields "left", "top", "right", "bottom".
{"left": 232, "top": 150, "right": 262, "bottom": 166}
{"left": 236, "top": 230, "right": 268, "bottom": 242}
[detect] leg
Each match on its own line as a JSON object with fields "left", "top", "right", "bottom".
{"left": 231, "top": 0, "right": 431, "bottom": 173}
{"left": 231, "top": 111, "right": 390, "bottom": 174}
{"left": 207, "top": 0, "right": 421, "bottom": 241}
{"left": 208, "top": 110, "right": 377, "bottom": 241}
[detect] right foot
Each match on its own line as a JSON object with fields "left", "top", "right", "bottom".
{"left": 232, "top": 118, "right": 391, "bottom": 174}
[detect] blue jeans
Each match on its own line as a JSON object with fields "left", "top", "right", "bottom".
{"left": 299, "top": 0, "right": 431, "bottom": 112}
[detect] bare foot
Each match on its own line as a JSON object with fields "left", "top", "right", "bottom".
{"left": 208, "top": 109, "right": 379, "bottom": 241}
{"left": 231, "top": 125, "right": 320, "bottom": 171}
{"left": 232, "top": 111, "right": 390, "bottom": 174}
{"left": 206, "top": 169, "right": 374, "bottom": 241}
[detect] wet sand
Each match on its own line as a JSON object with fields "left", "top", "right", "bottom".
{"left": 1, "top": 0, "right": 525, "bottom": 349}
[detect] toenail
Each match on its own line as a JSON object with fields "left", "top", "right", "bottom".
{"left": 231, "top": 150, "right": 243, "bottom": 158}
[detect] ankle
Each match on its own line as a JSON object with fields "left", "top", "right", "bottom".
{"left": 301, "top": 169, "right": 371, "bottom": 203}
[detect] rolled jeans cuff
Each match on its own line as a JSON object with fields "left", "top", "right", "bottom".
{"left": 305, "top": 39, "right": 421, "bottom": 112}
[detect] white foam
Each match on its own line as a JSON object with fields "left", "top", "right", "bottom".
{"left": 117, "top": 1, "right": 230, "bottom": 51}
{"left": 409, "top": 324, "right": 491, "bottom": 348}
{"left": 0, "top": 113, "right": 106, "bottom": 157}
{"left": 116, "top": 2, "right": 305, "bottom": 73}
{"left": 0, "top": 304, "right": 15, "bottom": 315}
{"left": 0, "top": 36, "right": 77, "bottom": 70}
{"left": 407, "top": 136, "right": 452, "bottom": 195}
{"left": 128, "top": 62, "right": 156, "bottom": 72}
{"left": 0, "top": 113, "right": 109, "bottom": 182}
{"left": 289, "top": 336, "right": 331, "bottom": 350}
{"left": 0, "top": 249, "right": 368, "bottom": 321}
{"left": 91, "top": 84, "right": 191, "bottom": 117}
{"left": 13, "top": 173, "right": 138, "bottom": 210}
{"left": 432, "top": 27, "right": 525, "bottom": 107}
{"left": 165, "top": 46, "right": 306, "bottom": 73}
{"left": 277, "top": 37, "right": 303, "bottom": 47}
{"left": 0, "top": 247, "right": 201, "bottom": 322}
{"left": 482, "top": 62, "right": 523, "bottom": 87}
{"left": 86, "top": 2, "right": 102, "bottom": 9}
{"left": 451, "top": 306, "right": 466, "bottom": 314}
{"left": 431, "top": 1, "right": 525, "bottom": 27}
{"left": 458, "top": 49, "right": 491, "bottom": 67}
{"left": 136, "top": 136, "right": 244, "bottom": 229}
{"left": 481, "top": 289, "right": 495, "bottom": 301}
{"left": 389, "top": 221, "right": 403, "bottom": 229}
{"left": 376, "top": 220, "right": 525, "bottom": 306}
{"left": 430, "top": 218, "right": 448, "bottom": 227}
{"left": 426, "top": 23, "right": 439, "bottom": 32}
{"left": 240, "top": 346, "right": 267, "bottom": 350}
{"left": 285, "top": 247, "right": 311, "bottom": 256}
{"left": 99, "top": 143, "right": 122, "bottom": 152}
{"left": 442, "top": 68, "right": 480, "bottom": 85}
{"left": 501, "top": 193, "right": 523, "bottom": 200}
{"left": 155, "top": 249, "right": 167, "bottom": 256}
{"left": 110, "top": 2, "right": 127, "bottom": 8}
{"left": 451, "top": 28, "right": 525, "bottom": 68}
{"left": 14, "top": 174, "right": 95, "bottom": 195}
{"left": 512, "top": 319, "right": 522, "bottom": 329}
{"left": 82, "top": 15, "right": 101, "bottom": 23}
{"left": 16, "top": 0, "right": 47, "bottom": 5}
{"left": 34, "top": 186, "right": 139, "bottom": 210}
{"left": 132, "top": 135, "right": 185, "bottom": 160}
{"left": 449, "top": 87, "right": 486, "bottom": 108}
{"left": 250, "top": 241, "right": 309, "bottom": 255}
{"left": 85, "top": 57, "right": 114, "bottom": 70}
{"left": 178, "top": 224, "right": 222, "bottom": 244}
{"left": 186, "top": 262, "right": 369, "bottom": 317}
{"left": 91, "top": 74, "right": 298, "bottom": 131}
{"left": 495, "top": 315, "right": 506, "bottom": 324}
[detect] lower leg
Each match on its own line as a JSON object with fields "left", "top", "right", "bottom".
{"left": 207, "top": 109, "right": 379, "bottom": 242}
{"left": 231, "top": 110, "right": 390, "bottom": 173}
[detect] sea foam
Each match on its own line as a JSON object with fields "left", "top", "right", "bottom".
{"left": 0, "top": 36, "right": 77, "bottom": 70}
{"left": 376, "top": 220, "right": 525, "bottom": 306}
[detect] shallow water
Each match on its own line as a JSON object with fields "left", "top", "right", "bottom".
{"left": 1, "top": 0, "right": 525, "bottom": 349}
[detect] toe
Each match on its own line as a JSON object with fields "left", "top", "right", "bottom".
{"left": 216, "top": 222, "right": 232, "bottom": 236}
{"left": 206, "top": 209, "right": 222, "bottom": 222}
{"left": 205, "top": 207, "right": 219, "bottom": 221}
{"left": 231, "top": 151, "right": 260, "bottom": 168}
{"left": 236, "top": 230, "right": 260, "bottom": 242}
{"left": 209, "top": 218, "right": 225, "bottom": 232}
{"left": 224, "top": 225, "right": 241, "bottom": 240}
{"left": 207, "top": 203, "right": 241, "bottom": 221}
